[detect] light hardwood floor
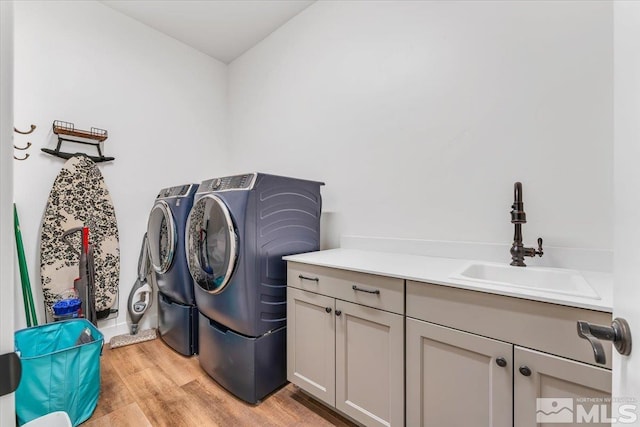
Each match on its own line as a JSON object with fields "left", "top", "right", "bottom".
{"left": 85, "top": 338, "right": 357, "bottom": 426}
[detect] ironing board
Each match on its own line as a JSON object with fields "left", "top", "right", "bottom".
{"left": 40, "top": 155, "right": 119, "bottom": 318}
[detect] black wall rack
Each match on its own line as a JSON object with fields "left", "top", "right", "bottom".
{"left": 42, "top": 120, "right": 114, "bottom": 163}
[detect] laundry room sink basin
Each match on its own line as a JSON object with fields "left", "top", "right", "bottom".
{"left": 449, "top": 262, "right": 600, "bottom": 299}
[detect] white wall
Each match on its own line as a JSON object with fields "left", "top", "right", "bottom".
{"left": 10, "top": 1, "right": 615, "bottom": 336}
{"left": 0, "top": 1, "right": 15, "bottom": 424}
{"left": 13, "top": 1, "right": 229, "bottom": 334}
{"left": 228, "top": 1, "right": 613, "bottom": 252}
{"left": 613, "top": 1, "right": 640, "bottom": 403}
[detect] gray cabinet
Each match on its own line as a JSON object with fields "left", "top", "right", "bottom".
{"left": 286, "top": 287, "right": 335, "bottom": 406}
{"left": 286, "top": 263, "right": 405, "bottom": 427}
{"left": 514, "top": 346, "right": 612, "bottom": 427}
{"left": 406, "top": 318, "right": 612, "bottom": 427}
{"left": 287, "top": 263, "right": 613, "bottom": 427}
{"left": 335, "top": 300, "right": 404, "bottom": 427}
{"left": 406, "top": 281, "right": 613, "bottom": 427}
{"left": 406, "top": 318, "right": 513, "bottom": 427}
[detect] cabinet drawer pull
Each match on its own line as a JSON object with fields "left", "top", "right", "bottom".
{"left": 325, "top": 307, "right": 332, "bottom": 314}
{"left": 352, "top": 285, "right": 380, "bottom": 295}
{"left": 495, "top": 357, "right": 507, "bottom": 367}
{"left": 298, "top": 274, "right": 319, "bottom": 282}
{"left": 335, "top": 310, "right": 342, "bottom": 316}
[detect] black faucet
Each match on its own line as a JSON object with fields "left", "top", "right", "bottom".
{"left": 510, "top": 182, "right": 543, "bottom": 267}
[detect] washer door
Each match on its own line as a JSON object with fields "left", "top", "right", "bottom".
{"left": 147, "top": 200, "right": 176, "bottom": 274}
{"left": 186, "top": 194, "right": 238, "bottom": 294}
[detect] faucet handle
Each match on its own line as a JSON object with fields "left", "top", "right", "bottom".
{"left": 536, "top": 237, "right": 544, "bottom": 257}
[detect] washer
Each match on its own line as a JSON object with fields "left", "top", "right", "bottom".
{"left": 186, "top": 173, "right": 323, "bottom": 403}
{"left": 147, "top": 183, "right": 198, "bottom": 356}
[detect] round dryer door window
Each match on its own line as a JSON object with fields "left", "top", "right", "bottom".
{"left": 185, "top": 194, "right": 238, "bottom": 294}
{"left": 147, "top": 200, "right": 177, "bottom": 274}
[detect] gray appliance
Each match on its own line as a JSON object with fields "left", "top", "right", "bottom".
{"left": 147, "top": 184, "right": 198, "bottom": 355}
{"left": 185, "top": 173, "right": 323, "bottom": 403}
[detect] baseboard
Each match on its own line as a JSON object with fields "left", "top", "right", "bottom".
{"left": 98, "top": 314, "right": 157, "bottom": 342}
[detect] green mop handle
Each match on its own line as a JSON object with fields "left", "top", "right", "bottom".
{"left": 14, "top": 203, "right": 38, "bottom": 327}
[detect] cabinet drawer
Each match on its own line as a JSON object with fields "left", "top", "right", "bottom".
{"left": 287, "top": 262, "right": 404, "bottom": 315}
{"left": 407, "top": 280, "right": 613, "bottom": 368}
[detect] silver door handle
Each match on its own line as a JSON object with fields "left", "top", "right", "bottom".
{"left": 577, "top": 318, "right": 632, "bottom": 365}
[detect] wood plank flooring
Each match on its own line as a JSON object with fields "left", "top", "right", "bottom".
{"left": 85, "top": 338, "right": 357, "bottom": 426}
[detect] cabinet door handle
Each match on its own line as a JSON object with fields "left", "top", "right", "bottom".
{"left": 519, "top": 366, "right": 532, "bottom": 376}
{"left": 352, "top": 285, "right": 380, "bottom": 295}
{"left": 495, "top": 357, "right": 507, "bottom": 367}
{"left": 325, "top": 307, "right": 332, "bottom": 314}
{"left": 335, "top": 310, "right": 342, "bottom": 316}
{"left": 299, "top": 274, "right": 319, "bottom": 282}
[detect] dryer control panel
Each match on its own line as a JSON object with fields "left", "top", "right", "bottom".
{"left": 157, "top": 184, "right": 194, "bottom": 199}
{"left": 201, "top": 173, "right": 257, "bottom": 192}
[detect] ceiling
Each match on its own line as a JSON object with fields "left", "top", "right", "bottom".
{"left": 101, "top": 1, "right": 315, "bottom": 64}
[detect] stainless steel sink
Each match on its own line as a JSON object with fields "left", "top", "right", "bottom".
{"left": 450, "top": 262, "right": 600, "bottom": 299}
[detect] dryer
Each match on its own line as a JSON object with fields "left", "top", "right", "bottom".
{"left": 185, "top": 173, "right": 323, "bottom": 403}
{"left": 147, "top": 183, "right": 198, "bottom": 356}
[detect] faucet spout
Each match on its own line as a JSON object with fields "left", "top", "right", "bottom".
{"left": 514, "top": 181, "right": 522, "bottom": 203}
{"left": 511, "top": 182, "right": 526, "bottom": 224}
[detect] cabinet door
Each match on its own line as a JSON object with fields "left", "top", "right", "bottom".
{"left": 287, "top": 287, "right": 336, "bottom": 406}
{"left": 335, "top": 300, "right": 404, "bottom": 427}
{"left": 514, "top": 346, "right": 612, "bottom": 427}
{"left": 406, "top": 318, "right": 513, "bottom": 427}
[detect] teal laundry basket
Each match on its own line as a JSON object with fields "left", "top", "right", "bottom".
{"left": 14, "top": 319, "right": 103, "bottom": 426}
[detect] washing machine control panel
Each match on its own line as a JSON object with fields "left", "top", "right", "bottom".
{"left": 157, "top": 184, "right": 194, "bottom": 199}
{"left": 203, "top": 173, "right": 257, "bottom": 192}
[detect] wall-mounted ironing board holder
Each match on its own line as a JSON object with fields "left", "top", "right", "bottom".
{"left": 42, "top": 120, "right": 114, "bottom": 163}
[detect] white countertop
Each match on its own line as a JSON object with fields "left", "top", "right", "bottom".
{"left": 284, "top": 248, "right": 613, "bottom": 312}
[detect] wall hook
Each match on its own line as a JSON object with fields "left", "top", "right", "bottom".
{"left": 13, "top": 153, "right": 29, "bottom": 161}
{"left": 14, "top": 125, "right": 36, "bottom": 135}
{"left": 13, "top": 142, "right": 32, "bottom": 151}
